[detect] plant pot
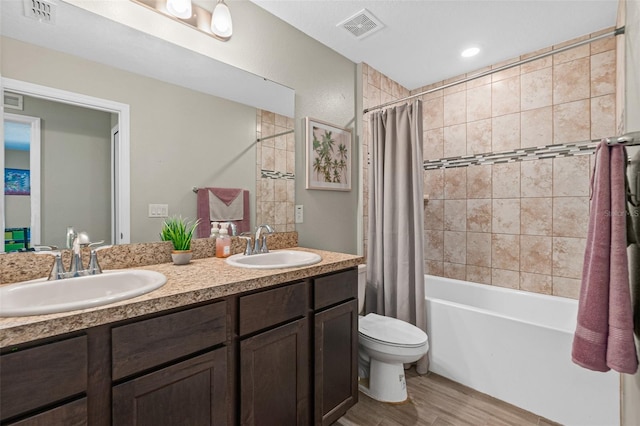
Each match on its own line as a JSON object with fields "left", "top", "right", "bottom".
{"left": 171, "top": 250, "right": 193, "bottom": 265}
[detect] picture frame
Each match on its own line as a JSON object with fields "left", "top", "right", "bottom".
{"left": 305, "top": 117, "right": 352, "bottom": 191}
{"left": 4, "top": 168, "right": 30, "bottom": 195}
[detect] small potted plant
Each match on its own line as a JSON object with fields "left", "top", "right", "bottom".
{"left": 160, "top": 216, "right": 200, "bottom": 265}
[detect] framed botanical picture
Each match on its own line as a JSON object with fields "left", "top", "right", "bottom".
{"left": 305, "top": 117, "right": 352, "bottom": 191}
{"left": 4, "top": 168, "right": 30, "bottom": 195}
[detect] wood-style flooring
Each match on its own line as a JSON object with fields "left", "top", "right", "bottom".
{"left": 334, "top": 369, "right": 560, "bottom": 426}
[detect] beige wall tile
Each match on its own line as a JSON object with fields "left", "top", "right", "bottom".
{"left": 286, "top": 150, "right": 295, "bottom": 175}
{"left": 492, "top": 234, "right": 520, "bottom": 270}
{"left": 274, "top": 148, "right": 286, "bottom": 172}
{"left": 444, "top": 200, "right": 467, "bottom": 231}
{"left": 521, "top": 106, "right": 553, "bottom": 148}
{"left": 553, "top": 57, "right": 590, "bottom": 104}
{"left": 492, "top": 268, "right": 520, "bottom": 289}
{"left": 467, "top": 199, "right": 492, "bottom": 232}
{"left": 381, "top": 74, "right": 393, "bottom": 95}
{"left": 520, "top": 235, "right": 552, "bottom": 274}
{"left": 491, "top": 58, "right": 521, "bottom": 82}
{"left": 466, "top": 265, "right": 492, "bottom": 285}
{"left": 260, "top": 178, "right": 275, "bottom": 201}
{"left": 553, "top": 37, "right": 590, "bottom": 64}
{"left": 466, "top": 84, "right": 492, "bottom": 122}
{"left": 425, "top": 260, "right": 444, "bottom": 277}
{"left": 552, "top": 237, "right": 586, "bottom": 279}
{"left": 466, "top": 67, "right": 492, "bottom": 89}
{"left": 590, "top": 30, "right": 616, "bottom": 54}
{"left": 467, "top": 232, "right": 491, "bottom": 267}
{"left": 424, "top": 199, "right": 444, "bottom": 231}
{"left": 521, "top": 197, "right": 553, "bottom": 236}
{"left": 553, "top": 156, "right": 591, "bottom": 196}
{"left": 444, "top": 168, "right": 467, "bottom": 199}
{"left": 467, "top": 166, "right": 492, "bottom": 199}
{"left": 492, "top": 113, "right": 521, "bottom": 151}
{"left": 521, "top": 67, "right": 552, "bottom": 111}
{"left": 274, "top": 180, "right": 287, "bottom": 202}
{"left": 553, "top": 100, "right": 590, "bottom": 144}
{"left": 492, "top": 76, "right": 521, "bottom": 116}
{"left": 521, "top": 158, "right": 553, "bottom": 197}
{"left": 423, "top": 97, "right": 444, "bottom": 130}
{"left": 365, "top": 85, "right": 381, "bottom": 110}
{"left": 443, "top": 74, "right": 467, "bottom": 95}
{"left": 444, "top": 124, "right": 467, "bottom": 157}
{"left": 443, "top": 262, "right": 466, "bottom": 280}
{"left": 492, "top": 199, "right": 521, "bottom": 234}
{"left": 591, "top": 50, "right": 616, "bottom": 97}
{"left": 552, "top": 276, "right": 581, "bottom": 299}
{"left": 467, "top": 119, "right": 492, "bottom": 155}
{"left": 444, "top": 231, "right": 466, "bottom": 264}
{"left": 262, "top": 145, "right": 275, "bottom": 170}
{"left": 553, "top": 197, "right": 590, "bottom": 238}
{"left": 424, "top": 169, "right": 444, "bottom": 200}
{"left": 425, "top": 230, "right": 444, "bottom": 261}
{"left": 424, "top": 128, "right": 444, "bottom": 160}
{"left": 443, "top": 91, "right": 466, "bottom": 126}
{"left": 367, "top": 65, "right": 381, "bottom": 88}
{"left": 520, "top": 272, "right": 552, "bottom": 294}
{"left": 492, "top": 163, "right": 521, "bottom": 198}
{"left": 591, "top": 94, "right": 616, "bottom": 140}
{"left": 520, "top": 47, "right": 553, "bottom": 73}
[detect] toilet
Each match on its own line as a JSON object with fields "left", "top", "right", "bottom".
{"left": 357, "top": 265, "right": 429, "bottom": 403}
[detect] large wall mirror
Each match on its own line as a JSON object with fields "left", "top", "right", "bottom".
{"left": 1, "top": 0, "right": 295, "bottom": 251}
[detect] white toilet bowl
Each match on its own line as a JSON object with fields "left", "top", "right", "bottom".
{"left": 357, "top": 265, "right": 429, "bottom": 403}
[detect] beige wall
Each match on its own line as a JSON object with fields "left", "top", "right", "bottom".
{"left": 363, "top": 28, "right": 617, "bottom": 299}
{"left": 622, "top": 0, "right": 640, "bottom": 423}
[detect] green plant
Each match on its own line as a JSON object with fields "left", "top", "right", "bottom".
{"left": 312, "top": 128, "right": 348, "bottom": 184}
{"left": 160, "top": 216, "right": 200, "bottom": 251}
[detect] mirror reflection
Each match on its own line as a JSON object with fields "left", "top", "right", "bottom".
{"left": 1, "top": 0, "right": 295, "bottom": 250}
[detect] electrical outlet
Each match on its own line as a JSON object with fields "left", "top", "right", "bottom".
{"left": 295, "top": 205, "right": 303, "bottom": 223}
{"left": 148, "top": 204, "right": 169, "bottom": 218}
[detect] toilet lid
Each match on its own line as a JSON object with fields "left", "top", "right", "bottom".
{"left": 359, "top": 313, "right": 428, "bottom": 347}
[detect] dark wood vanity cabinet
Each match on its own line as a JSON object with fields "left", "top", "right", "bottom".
{"left": 0, "top": 267, "right": 358, "bottom": 426}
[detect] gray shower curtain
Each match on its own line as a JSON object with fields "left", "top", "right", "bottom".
{"left": 366, "top": 100, "right": 428, "bottom": 374}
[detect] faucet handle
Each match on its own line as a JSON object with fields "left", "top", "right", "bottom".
{"left": 87, "top": 250, "right": 102, "bottom": 275}
{"left": 48, "top": 253, "right": 67, "bottom": 281}
{"left": 238, "top": 234, "right": 253, "bottom": 256}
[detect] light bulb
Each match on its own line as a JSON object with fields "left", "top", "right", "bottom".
{"left": 461, "top": 47, "right": 480, "bottom": 58}
{"left": 166, "top": 0, "right": 192, "bottom": 19}
{"left": 211, "top": 0, "right": 232, "bottom": 39}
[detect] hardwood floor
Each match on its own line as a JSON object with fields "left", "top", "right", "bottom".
{"left": 334, "top": 369, "right": 560, "bottom": 426}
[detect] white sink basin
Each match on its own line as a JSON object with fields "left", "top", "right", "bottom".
{"left": 226, "top": 250, "right": 322, "bottom": 269}
{"left": 0, "top": 270, "right": 167, "bottom": 317}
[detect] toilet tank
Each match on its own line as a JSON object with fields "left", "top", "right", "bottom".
{"left": 358, "top": 264, "right": 366, "bottom": 314}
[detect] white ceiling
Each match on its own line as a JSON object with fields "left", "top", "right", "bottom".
{"left": 249, "top": 0, "right": 619, "bottom": 90}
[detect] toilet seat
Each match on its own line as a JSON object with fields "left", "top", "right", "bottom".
{"left": 359, "top": 313, "right": 428, "bottom": 348}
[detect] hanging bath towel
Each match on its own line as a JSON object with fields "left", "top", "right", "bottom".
{"left": 196, "top": 188, "right": 250, "bottom": 238}
{"left": 572, "top": 141, "right": 638, "bottom": 374}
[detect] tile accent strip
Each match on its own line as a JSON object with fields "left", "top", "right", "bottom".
{"left": 261, "top": 169, "right": 295, "bottom": 180}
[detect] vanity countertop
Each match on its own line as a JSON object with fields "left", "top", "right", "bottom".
{"left": 0, "top": 247, "right": 363, "bottom": 348}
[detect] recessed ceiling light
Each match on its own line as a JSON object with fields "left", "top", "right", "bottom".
{"left": 461, "top": 47, "right": 480, "bottom": 58}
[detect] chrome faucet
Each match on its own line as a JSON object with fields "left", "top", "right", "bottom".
{"left": 48, "top": 229, "right": 104, "bottom": 280}
{"left": 253, "top": 224, "right": 275, "bottom": 254}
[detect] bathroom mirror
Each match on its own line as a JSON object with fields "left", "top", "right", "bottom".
{"left": 1, "top": 0, "right": 295, "bottom": 249}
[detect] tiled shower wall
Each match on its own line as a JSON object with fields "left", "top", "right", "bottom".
{"left": 256, "top": 110, "right": 296, "bottom": 232}
{"left": 362, "top": 28, "right": 617, "bottom": 299}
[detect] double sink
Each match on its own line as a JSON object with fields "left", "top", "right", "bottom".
{"left": 0, "top": 250, "right": 322, "bottom": 317}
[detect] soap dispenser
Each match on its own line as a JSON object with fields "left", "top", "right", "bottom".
{"left": 216, "top": 223, "right": 231, "bottom": 258}
{"left": 210, "top": 222, "right": 220, "bottom": 239}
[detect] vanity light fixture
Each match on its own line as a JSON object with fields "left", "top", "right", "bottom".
{"left": 461, "top": 47, "right": 480, "bottom": 58}
{"left": 211, "top": 0, "right": 233, "bottom": 39}
{"left": 166, "top": 0, "right": 192, "bottom": 19}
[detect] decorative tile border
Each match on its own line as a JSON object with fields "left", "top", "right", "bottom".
{"left": 261, "top": 169, "right": 295, "bottom": 180}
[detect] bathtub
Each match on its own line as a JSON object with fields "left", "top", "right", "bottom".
{"left": 425, "top": 275, "right": 620, "bottom": 426}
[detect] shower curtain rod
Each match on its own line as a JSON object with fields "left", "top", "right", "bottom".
{"left": 423, "top": 131, "right": 640, "bottom": 170}
{"left": 363, "top": 26, "right": 625, "bottom": 115}
{"left": 256, "top": 129, "right": 294, "bottom": 143}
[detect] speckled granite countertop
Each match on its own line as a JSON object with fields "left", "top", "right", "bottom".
{"left": 0, "top": 248, "right": 363, "bottom": 348}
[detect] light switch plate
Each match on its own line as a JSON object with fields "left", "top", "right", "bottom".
{"left": 295, "top": 205, "right": 303, "bottom": 223}
{"left": 148, "top": 204, "right": 169, "bottom": 217}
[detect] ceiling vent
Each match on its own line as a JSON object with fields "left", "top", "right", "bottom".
{"left": 23, "top": 0, "right": 56, "bottom": 24}
{"left": 337, "top": 9, "right": 384, "bottom": 40}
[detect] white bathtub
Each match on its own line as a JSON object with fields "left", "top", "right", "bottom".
{"left": 425, "top": 275, "right": 620, "bottom": 426}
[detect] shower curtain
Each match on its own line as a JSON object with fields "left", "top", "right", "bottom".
{"left": 366, "top": 100, "right": 428, "bottom": 374}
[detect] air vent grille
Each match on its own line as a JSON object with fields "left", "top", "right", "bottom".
{"left": 4, "top": 92, "right": 24, "bottom": 111}
{"left": 23, "top": 0, "right": 56, "bottom": 24}
{"left": 338, "top": 9, "right": 384, "bottom": 40}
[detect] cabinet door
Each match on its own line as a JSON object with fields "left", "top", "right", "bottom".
{"left": 240, "top": 319, "right": 309, "bottom": 426}
{"left": 112, "top": 348, "right": 227, "bottom": 426}
{"left": 314, "top": 300, "right": 358, "bottom": 426}
{"left": 6, "top": 398, "right": 87, "bottom": 426}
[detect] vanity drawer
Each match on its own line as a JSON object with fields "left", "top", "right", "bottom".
{"left": 0, "top": 335, "right": 88, "bottom": 421}
{"left": 314, "top": 268, "right": 358, "bottom": 310}
{"left": 239, "top": 281, "right": 308, "bottom": 336}
{"left": 112, "top": 301, "right": 227, "bottom": 380}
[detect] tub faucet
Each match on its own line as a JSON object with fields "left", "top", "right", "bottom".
{"left": 254, "top": 224, "right": 275, "bottom": 254}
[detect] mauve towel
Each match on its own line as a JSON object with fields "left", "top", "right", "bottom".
{"left": 572, "top": 141, "right": 638, "bottom": 374}
{"left": 196, "top": 188, "right": 250, "bottom": 238}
